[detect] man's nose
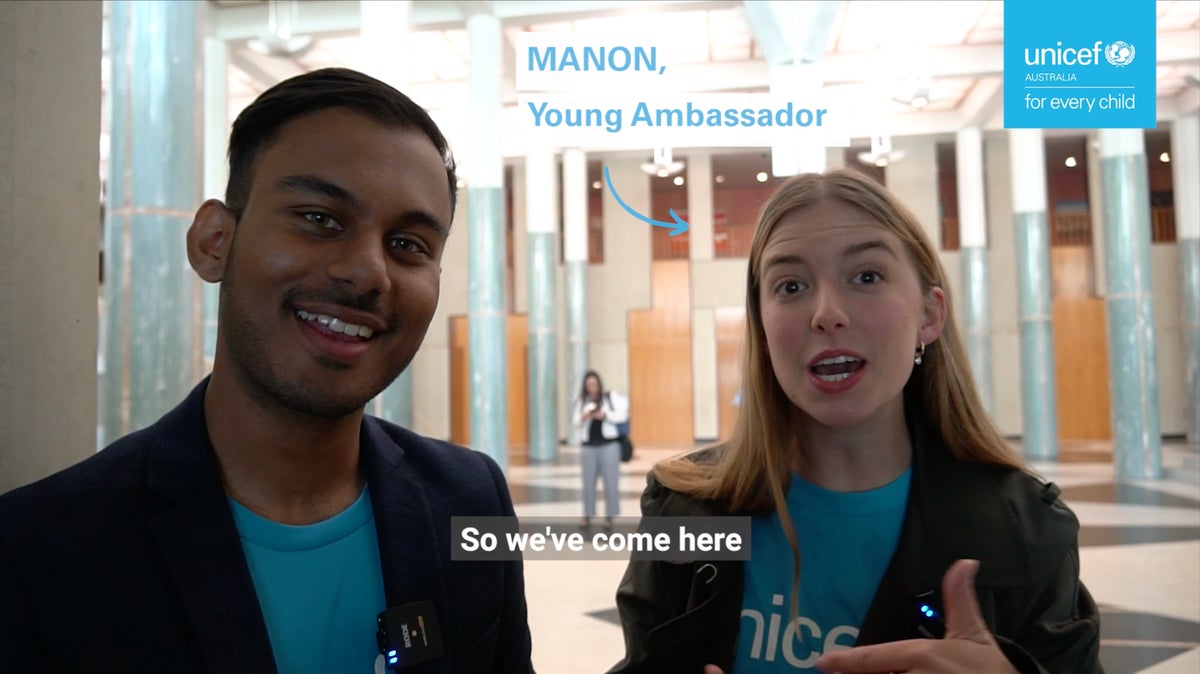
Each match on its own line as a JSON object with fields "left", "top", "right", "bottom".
{"left": 326, "top": 230, "right": 391, "bottom": 297}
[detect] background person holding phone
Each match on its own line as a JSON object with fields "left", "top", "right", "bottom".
{"left": 573, "top": 370, "right": 629, "bottom": 530}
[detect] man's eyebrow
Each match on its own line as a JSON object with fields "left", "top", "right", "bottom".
{"left": 402, "top": 210, "right": 450, "bottom": 239}
{"left": 276, "top": 175, "right": 361, "bottom": 209}
{"left": 277, "top": 174, "right": 449, "bottom": 238}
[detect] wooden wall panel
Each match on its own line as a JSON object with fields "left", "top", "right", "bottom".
{"left": 628, "top": 261, "right": 693, "bottom": 446}
{"left": 1052, "top": 297, "right": 1112, "bottom": 440}
{"left": 507, "top": 315, "right": 529, "bottom": 463}
{"left": 1048, "top": 245, "right": 1110, "bottom": 441}
{"left": 449, "top": 316, "right": 469, "bottom": 446}
{"left": 714, "top": 307, "right": 746, "bottom": 442}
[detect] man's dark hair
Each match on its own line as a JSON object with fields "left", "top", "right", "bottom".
{"left": 224, "top": 67, "right": 457, "bottom": 219}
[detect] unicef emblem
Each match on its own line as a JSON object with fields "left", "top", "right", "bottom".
{"left": 1105, "top": 41, "right": 1135, "bottom": 67}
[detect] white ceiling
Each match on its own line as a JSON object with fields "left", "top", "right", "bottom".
{"left": 97, "top": 0, "right": 1199, "bottom": 175}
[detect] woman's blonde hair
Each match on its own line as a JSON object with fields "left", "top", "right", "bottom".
{"left": 654, "top": 169, "right": 1024, "bottom": 590}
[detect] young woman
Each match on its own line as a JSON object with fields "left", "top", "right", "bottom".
{"left": 609, "top": 170, "right": 1100, "bottom": 674}
{"left": 573, "top": 370, "right": 629, "bottom": 529}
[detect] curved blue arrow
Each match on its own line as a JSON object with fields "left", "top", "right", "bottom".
{"left": 603, "top": 166, "right": 689, "bottom": 236}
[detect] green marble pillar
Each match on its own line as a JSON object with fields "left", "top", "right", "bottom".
{"left": 1100, "top": 129, "right": 1162, "bottom": 479}
{"left": 102, "top": 0, "right": 202, "bottom": 444}
{"left": 1008, "top": 129, "right": 1059, "bottom": 461}
{"left": 467, "top": 10, "right": 508, "bottom": 469}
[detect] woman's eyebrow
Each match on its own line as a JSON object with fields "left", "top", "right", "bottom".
{"left": 842, "top": 239, "right": 900, "bottom": 260}
{"left": 762, "top": 253, "right": 807, "bottom": 273}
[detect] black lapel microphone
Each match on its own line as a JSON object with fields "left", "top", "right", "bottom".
{"left": 912, "top": 589, "right": 946, "bottom": 638}
{"left": 377, "top": 600, "right": 445, "bottom": 669}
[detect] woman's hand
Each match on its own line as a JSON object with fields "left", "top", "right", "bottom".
{"left": 814, "top": 559, "right": 1019, "bottom": 674}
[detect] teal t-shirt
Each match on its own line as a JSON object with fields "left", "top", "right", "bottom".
{"left": 732, "top": 469, "right": 911, "bottom": 672}
{"left": 230, "top": 488, "right": 387, "bottom": 674}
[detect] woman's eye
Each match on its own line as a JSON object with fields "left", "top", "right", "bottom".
{"left": 775, "top": 280, "right": 805, "bottom": 295}
{"left": 854, "top": 270, "right": 882, "bottom": 284}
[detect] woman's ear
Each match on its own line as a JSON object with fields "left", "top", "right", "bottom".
{"left": 187, "top": 200, "right": 237, "bottom": 283}
{"left": 919, "top": 286, "right": 948, "bottom": 346}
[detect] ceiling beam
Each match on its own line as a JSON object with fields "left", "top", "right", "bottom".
{"left": 213, "top": 0, "right": 741, "bottom": 40}
{"left": 958, "top": 76, "right": 1004, "bottom": 130}
{"left": 741, "top": 0, "right": 842, "bottom": 66}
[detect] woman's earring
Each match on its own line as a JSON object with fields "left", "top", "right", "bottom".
{"left": 914, "top": 341, "right": 926, "bottom": 365}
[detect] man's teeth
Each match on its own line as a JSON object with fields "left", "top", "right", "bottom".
{"left": 296, "top": 310, "right": 374, "bottom": 338}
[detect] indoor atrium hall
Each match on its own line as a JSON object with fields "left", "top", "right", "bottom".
{"left": 1, "top": 1, "right": 1198, "bottom": 672}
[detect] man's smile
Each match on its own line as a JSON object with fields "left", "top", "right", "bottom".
{"left": 295, "top": 309, "right": 375, "bottom": 339}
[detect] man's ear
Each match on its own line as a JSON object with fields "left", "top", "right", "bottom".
{"left": 187, "top": 200, "right": 237, "bottom": 282}
{"left": 918, "top": 286, "right": 948, "bottom": 346}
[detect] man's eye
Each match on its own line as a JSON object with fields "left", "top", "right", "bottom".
{"left": 303, "top": 212, "right": 340, "bottom": 229}
{"left": 389, "top": 236, "right": 426, "bottom": 255}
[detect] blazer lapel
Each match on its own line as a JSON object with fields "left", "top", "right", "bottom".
{"left": 361, "top": 418, "right": 452, "bottom": 673}
{"left": 144, "top": 381, "right": 278, "bottom": 674}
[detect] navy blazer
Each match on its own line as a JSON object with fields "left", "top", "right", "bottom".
{"left": 0, "top": 379, "right": 534, "bottom": 673}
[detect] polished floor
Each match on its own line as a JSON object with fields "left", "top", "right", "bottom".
{"left": 507, "top": 440, "right": 1200, "bottom": 674}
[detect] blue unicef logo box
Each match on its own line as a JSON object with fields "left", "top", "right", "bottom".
{"left": 1004, "top": 0, "right": 1155, "bottom": 129}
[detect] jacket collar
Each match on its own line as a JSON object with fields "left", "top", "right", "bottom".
{"left": 900, "top": 417, "right": 1033, "bottom": 591}
{"left": 855, "top": 416, "right": 1033, "bottom": 644}
{"left": 143, "top": 377, "right": 278, "bottom": 674}
{"left": 360, "top": 417, "right": 451, "bottom": 630}
{"left": 141, "top": 380, "right": 451, "bottom": 673}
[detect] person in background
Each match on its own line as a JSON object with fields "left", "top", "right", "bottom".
{"left": 0, "top": 68, "right": 534, "bottom": 674}
{"left": 573, "top": 370, "right": 629, "bottom": 530}
{"left": 608, "top": 169, "right": 1101, "bottom": 674}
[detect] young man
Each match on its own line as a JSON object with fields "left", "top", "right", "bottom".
{"left": 0, "top": 68, "right": 534, "bottom": 674}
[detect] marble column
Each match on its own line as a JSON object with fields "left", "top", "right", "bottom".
{"left": 1008, "top": 129, "right": 1059, "bottom": 461}
{"left": 466, "top": 9, "right": 508, "bottom": 468}
{"left": 1099, "top": 128, "right": 1162, "bottom": 479}
{"left": 102, "top": 0, "right": 203, "bottom": 445}
{"left": 1171, "top": 114, "right": 1200, "bottom": 446}
{"left": 525, "top": 148, "right": 559, "bottom": 462}
{"left": 562, "top": 148, "right": 589, "bottom": 444}
{"left": 687, "top": 153, "right": 719, "bottom": 441}
{"left": 957, "top": 128, "right": 994, "bottom": 414}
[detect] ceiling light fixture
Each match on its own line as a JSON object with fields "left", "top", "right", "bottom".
{"left": 246, "top": 0, "right": 314, "bottom": 57}
{"left": 1064, "top": 156, "right": 1077, "bottom": 168}
{"left": 673, "top": 176, "right": 685, "bottom": 186}
{"left": 892, "top": 76, "right": 941, "bottom": 110}
{"left": 640, "top": 147, "right": 685, "bottom": 177}
{"left": 1160, "top": 151, "right": 1170, "bottom": 163}
{"left": 857, "top": 136, "right": 906, "bottom": 167}
{"left": 756, "top": 171, "right": 769, "bottom": 183}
